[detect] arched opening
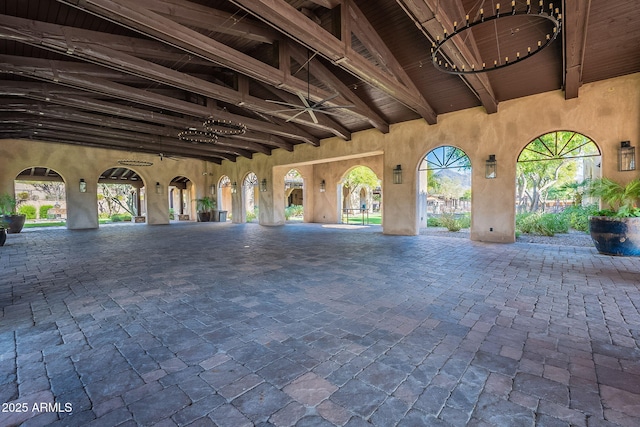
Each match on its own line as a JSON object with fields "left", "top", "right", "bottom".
{"left": 243, "top": 172, "right": 259, "bottom": 223}
{"left": 12, "top": 167, "right": 67, "bottom": 230}
{"left": 217, "top": 175, "right": 232, "bottom": 222}
{"left": 516, "top": 130, "right": 601, "bottom": 235}
{"left": 338, "top": 166, "right": 381, "bottom": 225}
{"left": 284, "top": 169, "right": 304, "bottom": 222}
{"left": 418, "top": 146, "right": 472, "bottom": 232}
{"left": 97, "top": 167, "right": 146, "bottom": 225}
{"left": 169, "top": 176, "right": 193, "bottom": 221}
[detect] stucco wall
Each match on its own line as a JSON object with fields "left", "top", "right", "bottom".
{"left": 1, "top": 73, "right": 639, "bottom": 240}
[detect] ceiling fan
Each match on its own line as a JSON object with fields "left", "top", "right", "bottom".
{"left": 266, "top": 51, "right": 355, "bottom": 124}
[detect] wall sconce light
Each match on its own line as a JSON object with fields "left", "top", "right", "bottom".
{"left": 320, "top": 179, "right": 326, "bottom": 192}
{"left": 155, "top": 182, "right": 161, "bottom": 194}
{"left": 231, "top": 182, "right": 237, "bottom": 193}
{"left": 393, "top": 165, "right": 402, "bottom": 184}
{"left": 619, "top": 141, "right": 636, "bottom": 171}
{"left": 485, "top": 155, "right": 497, "bottom": 179}
{"left": 260, "top": 178, "right": 268, "bottom": 192}
{"left": 79, "top": 178, "right": 87, "bottom": 193}
{"left": 210, "top": 184, "right": 216, "bottom": 195}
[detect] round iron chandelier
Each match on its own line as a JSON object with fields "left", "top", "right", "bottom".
{"left": 431, "top": 0, "right": 562, "bottom": 74}
{"left": 203, "top": 118, "right": 247, "bottom": 136}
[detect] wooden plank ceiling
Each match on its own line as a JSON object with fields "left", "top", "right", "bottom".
{"left": 1, "top": 0, "right": 639, "bottom": 166}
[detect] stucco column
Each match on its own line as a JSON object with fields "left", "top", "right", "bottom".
{"left": 146, "top": 181, "right": 169, "bottom": 225}
{"left": 66, "top": 175, "right": 99, "bottom": 230}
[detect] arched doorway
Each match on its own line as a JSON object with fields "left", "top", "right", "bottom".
{"left": 243, "top": 172, "right": 259, "bottom": 222}
{"left": 97, "top": 167, "right": 146, "bottom": 225}
{"left": 169, "top": 176, "right": 193, "bottom": 221}
{"left": 217, "top": 176, "right": 233, "bottom": 221}
{"left": 338, "top": 166, "right": 381, "bottom": 225}
{"left": 516, "top": 130, "right": 601, "bottom": 234}
{"left": 14, "top": 167, "right": 67, "bottom": 228}
{"left": 418, "top": 146, "right": 472, "bottom": 231}
{"left": 284, "top": 169, "right": 304, "bottom": 222}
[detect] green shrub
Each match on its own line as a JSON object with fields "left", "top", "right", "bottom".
{"left": 110, "top": 214, "right": 123, "bottom": 222}
{"left": 439, "top": 212, "right": 461, "bottom": 232}
{"left": 18, "top": 204, "right": 37, "bottom": 219}
{"left": 426, "top": 216, "right": 441, "bottom": 227}
{"left": 39, "top": 204, "right": 54, "bottom": 219}
{"left": 516, "top": 212, "right": 568, "bottom": 236}
{"left": 457, "top": 213, "right": 471, "bottom": 229}
{"left": 285, "top": 205, "right": 304, "bottom": 220}
{"left": 560, "top": 204, "right": 598, "bottom": 232}
{"left": 246, "top": 208, "right": 258, "bottom": 222}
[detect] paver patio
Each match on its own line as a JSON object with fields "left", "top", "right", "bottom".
{"left": 1, "top": 222, "right": 639, "bottom": 426}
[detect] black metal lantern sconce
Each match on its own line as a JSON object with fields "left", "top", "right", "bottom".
{"left": 260, "top": 178, "right": 268, "bottom": 192}
{"left": 155, "top": 182, "right": 162, "bottom": 194}
{"left": 231, "top": 182, "right": 238, "bottom": 194}
{"left": 79, "top": 178, "right": 87, "bottom": 193}
{"left": 320, "top": 179, "right": 326, "bottom": 192}
{"left": 393, "top": 165, "right": 402, "bottom": 184}
{"left": 485, "top": 155, "right": 497, "bottom": 179}
{"left": 619, "top": 141, "right": 636, "bottom": 171}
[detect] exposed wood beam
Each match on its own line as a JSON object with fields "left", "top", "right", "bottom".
{"left": 12, "top": 118, "right": 244, "bottom": 160}
{"left": 563, "top": 0, "right": 591, "bottom": 99}
{"left": 55, "top": 0, "right": 358, "bottom": 120}
{"left": 287, "top": 42, "right": 389, "bottom": 133}
{"left": 0, "top": 15, "right": 350, "bottom": 139}
{"left": 0, "top": 58, "right": 322, "bottom": 147}
{"left": 10, "top": 130, "right": 227, "bottom": 164}
{"left": 1, "top": 106, "right": 274, "bottom": 156}
{"left": 0, "top": 82, "right": 312, "bottom": 148}
{"left": 145, "top": 0, "right": 279, "bottom": 44}
{"left": 231, "top": 0, "right": 437, "bottom": 124}
{"left": 397, "top": 0, "right": 498, "bottom": 114}
{"left": 307, "top": 0, "right": 342, "bottom": 8}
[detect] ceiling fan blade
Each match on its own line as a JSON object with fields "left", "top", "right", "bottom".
{"left": 312, "top": 92, "right": 340, "bottom": 108}
{"left": 285, "top": 109, "right": 309, "bottom": 123}
{"left": 308, "top": 110, "right": 319, "bottom": 124}
{"left": 297, "top": 93, "right": 312, "bottom": 109}
{"left": 318, "top": 104, "right": 356, "bottom": 110}
{"left": 266, "top": 99, "right": 304, "bottom": 108}
{"left": 268, "top": 108, "right": 307, "bottom": 113}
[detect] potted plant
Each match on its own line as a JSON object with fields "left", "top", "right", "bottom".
{"left": 196, "top": 196, "right": 214, "bottom": 222}
{"left": 0, "top": 193, "right": 26, "bottom": 234}
{"left": 587, "top": 178, "right": 640, "bottom": 256}
{"left": 0, "top": 217, "right": 7, "bottom": 246}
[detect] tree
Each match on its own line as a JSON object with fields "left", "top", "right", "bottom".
{"left": 21, "top": 181, "right": 65, "bottom": 201}
{"left": 517, "top": 132, "right": 598, "bottom": 213}
{"left": 98, "top": 184, "right": 136, "bottom": 216}
{"left": 342, "top": 167, "right": 379, "bottom": 210}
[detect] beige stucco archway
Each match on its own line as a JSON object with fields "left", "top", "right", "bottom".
{"left": 338, "top": 165, "right": 382, "bottom": 225}
{"left": 418, "top": 145, "right": 472, "bottom": 230}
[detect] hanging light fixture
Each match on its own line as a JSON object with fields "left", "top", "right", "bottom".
{"left": 486, "top": 155, "right": 497, "bottom": 179}
{"left": 619, "top": 141, "right": 636, "bottom": 171}
{"left": 393, "top": 165, "right": 403, "bottom": 184}
{"left": 179, "top": 117, "right": 246, "bottom": 144}
{"left": 431, "top": 1, "right": 562, "bottom": 74}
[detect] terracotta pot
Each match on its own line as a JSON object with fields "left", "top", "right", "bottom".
{"left": 589, "top": 216, "right": 640, "bottom": 256}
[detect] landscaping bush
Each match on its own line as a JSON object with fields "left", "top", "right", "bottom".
{"left": 439, "top": 212, "right": 461, "bottom": 232}
{"left": 39, "top": 204, "right": 54, "bottom": 219}
{"left": 516, "top": 212, "right": 569, "bottom": 236}
{"left": 18, "top": 204, "right": 37, "bottom": 219}
{"left": 560, "top": 204, "right": 598, "bottom": 232}
{"left": 285, "top": 205, "right": 304, "bottom": 220}
{"left": 110, "top": 214, "right": 124, "bottom": 222}
{"left": 426, "top": 217, "right": 441, "bottom": 227}
{"left": 246, "top": 208, "right": 258, "bottom": 222}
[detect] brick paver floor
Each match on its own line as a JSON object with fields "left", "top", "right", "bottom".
{"left": 1, "top": 222, "right": 639, "bottom": 426}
